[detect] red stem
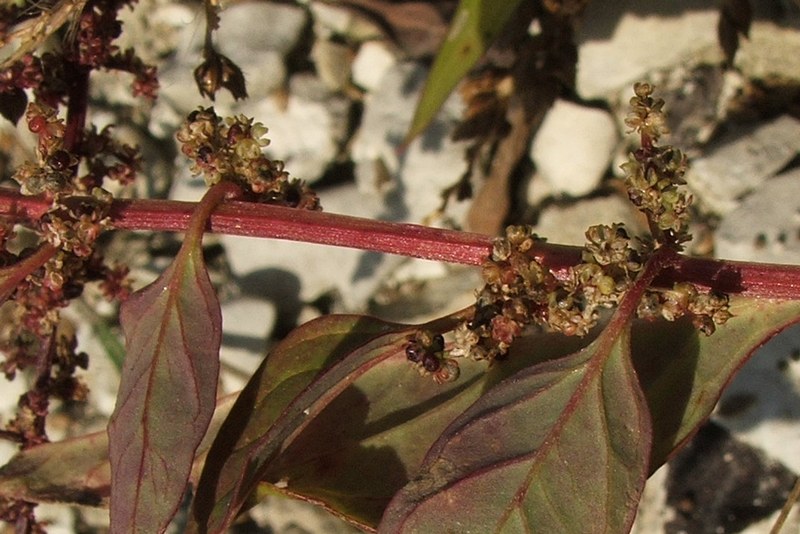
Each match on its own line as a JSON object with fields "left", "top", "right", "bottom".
{"left": 1, "top": 187, "right": 799, "bottom": 299}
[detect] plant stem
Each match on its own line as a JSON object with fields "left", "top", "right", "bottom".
{"left": 1, "top": 187, "right": 800, "bottom": 299}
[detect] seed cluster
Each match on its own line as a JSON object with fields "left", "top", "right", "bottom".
{"left": 177, "top": 108, "right": 320, "bottom": 208}
{"left": 408, "top": 83, "right": 732, "bottom": 379}
{"left": 622, "top": 82, "right": 693, "bottom": 248}
{"left": 440, "top": 224, "right": 644, "bottom": 365}
{"left": 405, "top": 330, "right": 460, "bottom": 384}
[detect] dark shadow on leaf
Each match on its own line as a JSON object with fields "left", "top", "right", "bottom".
{"left": 631, "top": 317, "right": 700, "bottom": 473}
{"left": 263, "top": 386, "right": 408, "bottom": 528}
{"left": 192, "top": 316, "right": 397, "bottom": 531}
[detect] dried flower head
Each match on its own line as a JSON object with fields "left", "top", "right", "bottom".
{"left": 194, "top": 50, "right": 247, "bottom": 101}
{"left": 177, "top": 108, "right": 320, "bottom": 208}
{"left": 622, "top": 84, "right": 693, "bottom": 248}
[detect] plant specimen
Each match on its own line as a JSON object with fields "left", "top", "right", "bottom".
{"left": 0, "top": 0, "right": 798, "bottom": 533}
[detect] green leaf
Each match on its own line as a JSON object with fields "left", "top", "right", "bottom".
{"left": 108, "top": 184, "right": 233, "bottom": 533}
{"left": 261, "top": 330, "right": 592, "bottom": 529}
{"left": 379, "top": 323, "right": 651, "bottom": 533}
{"left": 405, "top": 0, "right": 524, "bottom": 142}
{"left": 0, "top": 431, "right": 108, "bottom": 507}
{"left": 634, "top": 296, "right": 800, "bottom": 470}
{"left": 191, "top": 314, "right": 415, "bottom": 533}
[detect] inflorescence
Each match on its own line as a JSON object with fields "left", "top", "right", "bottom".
{"left": 177, "top": 107, "right": 320, "bottom": 208}
{"left": 407, "top": 83, "right": 731, "bottom": 381}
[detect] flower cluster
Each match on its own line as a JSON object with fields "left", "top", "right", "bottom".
{"left": 444, "top": 224, "right": 643, "bottom": 364}
{"left": 404, "top": 330, "right": 460, "bottom": 384}
{"left": 639, "top": 283, "right": 732, "bottom": 335}
{"left": 177, "top": 107, "right": 321, "bottom": 208}
{"left": 622, "top": 82, "right": 693, "bottom": 247}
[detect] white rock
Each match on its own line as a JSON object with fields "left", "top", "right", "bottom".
{"left": 219, "top": 298, "right": 276, "bottom": 384}
{"left": 351, "top": 62, "right": 428, "bottom": 189}
{"left": 311, "top": 38, "right": 354, "bottom": 91}
{"left": 688, "top": 116, "right": 800, "bottom": 215}
{"left": 400, "top": 130, "right": 471, "bottom": 224}
{"left": 352, "top": 41, "right": 397, "bottom": 92}
{"left": 309, "top": 2, "right": 383, "bottom": 42}
{"left": 351, "top": 62, "right": 467, "bottom": 219}
{"left": 576, "top": 0, "right": 719, "bottom": 98}
{"left": 235, "top": 51, "right": 287, "bottom": 98}
{"left": 531, "top": 99, "right": 618, "bottom": 197}
{"left": 534, "top": 195, "right": 644, "bottom": 246}
{"left": 216, "top": 2, "right": 307, "bottom": 56}
{"left": 715, "top": 169, "right": 800, "bottom": 264}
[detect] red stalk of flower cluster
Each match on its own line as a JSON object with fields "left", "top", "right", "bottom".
{"left": 0, "top": 187, "right": 799, "bottom": 300}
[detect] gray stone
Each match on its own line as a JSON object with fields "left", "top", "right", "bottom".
{"left": 352, "top": 41, "right": 397, "bottom": 92}
{"left": 576, "top": 0, "right": 719, "bottom": 99}
{"left": 735, "top": 19, "right": 800, "bottom": 82}
{"left": 715, "top": 169, "right": 800, "bottom": 264}
{"left": 216, "top": 2, "right": 308, "bottom": 56}
{"left": 351, "top": 61, "right": 469, "bottom": 223}
{"left": 715, "top": 322, "right": 800, "bottom": 475}
{"left": 533, "top": 194, "right": 644, "bottom": 246}
{"left": 688, "top": 116, "right": 800, "bottom": 214}
{"left": 531, "top": 99, "right": 619, "bottom": 198}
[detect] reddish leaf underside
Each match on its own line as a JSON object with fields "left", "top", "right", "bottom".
{"left": 191, "top": 315, "right": 419, "bottom": 533}
{"left": 634, "top": 296, "right": 800, "bottom": 470}
{"left": 379, "top": 324, "right": 651, "bottom": 534}
{"left": 107, "top": 245, "right": 221, "bottom": 533}
{"left": 107, "top": 184, "right": 232, "bottom": 533}
{"left": 261, "top": 331, "right": 594, "bottom": 529}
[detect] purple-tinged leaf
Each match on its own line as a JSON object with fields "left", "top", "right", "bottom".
{"left": 0, "top": 431, "right": 108, "bottom": 507}
{"left": 380, "top": 323, "right": 651, "bottom": 534}
{"left": 261, "top": 331, "right": 593, "bottom": 529}
{"left": 0, "top": 395, "right": 235, "bottom": 508}
{"left": 634, "top": 296, "right": 800, "bottom": 469}
{"left": 191, "top": 315, "right": 426, "bottom": 533}
{"left": 108, "top": 183, "right": 236, "bottom": 533}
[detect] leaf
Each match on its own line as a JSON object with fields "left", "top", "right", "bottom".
{"left": 380, "top": 323, "right": 651, "bottom": 533}
{"left": 0, "top": 432, "right": 109, "bottom": 507}
{"left": 633, "top": 296, "right": 800, "bottom": 470}
{"left": 107, "top": 183, "right": 233, "bottom": 533}
{"left": 405, "top": 0, "right": 524, "bottom": 142}
{"left": 191, "top": 314, "right": 417, "bottom": 533}
{"left": 0, "top": 395, "right": 235, "bottom": 508}
{"left": 260, "top": 330, "right": 593, "bottom": 529}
